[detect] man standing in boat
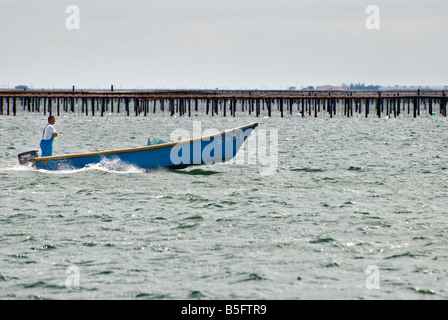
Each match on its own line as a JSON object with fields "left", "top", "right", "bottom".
{"left": 40, "top": 115, "right": 58, "bottom": 157}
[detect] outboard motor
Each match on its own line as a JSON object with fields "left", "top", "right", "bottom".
{"left": 18, "top": 150, "right": 39, "bottom": 166}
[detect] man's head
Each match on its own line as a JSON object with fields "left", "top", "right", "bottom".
{"left": 48, "top": 116, "right": 56, "bottom": 125}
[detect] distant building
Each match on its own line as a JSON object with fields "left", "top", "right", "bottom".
{"left": 316, "top": 85, "right": 347, "bottom": 91}
{"left": 15, "top": 85, "right": 29, "bottom": 90}
{"left": 300, "top": 86, "right": 314, "bottom": 91}
{"left": 379, "top": 85, "right": 444, "bottom": 91}
{"left": 288, "top": 86, "right": 297, "bottom": 90}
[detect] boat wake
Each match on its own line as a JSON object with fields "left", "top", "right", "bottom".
{"left": 84, "top": 158, "right": 146, "bottom": 174}
{"left": 63, "top": 158, "right": 147, "bottom": 174}
{"left": 1, "top": 158, "right": 146, "bottom": 174}
{"left": 0, "top": 164, "right": 35, "bottom": 173}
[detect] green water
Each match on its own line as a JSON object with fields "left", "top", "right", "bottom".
{"left": 1, "top": 115, "right": 447, "bottom": 299}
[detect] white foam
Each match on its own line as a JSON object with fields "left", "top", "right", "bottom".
{"left": 84, "top": 158, "right": 146, "bottom": 174}
{"left": 1, "top": 158, "right": 146, "bottom": 174}
{"left": 0, "top": 164, "right": 35, "bottom": 172}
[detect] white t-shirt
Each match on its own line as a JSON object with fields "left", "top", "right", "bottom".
{"left": 42, "top": 124, "right": 57, "bottom": 140}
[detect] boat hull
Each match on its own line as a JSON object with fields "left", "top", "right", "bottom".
{"left": 33, "top": 123, "right": 258, "bottom": 171}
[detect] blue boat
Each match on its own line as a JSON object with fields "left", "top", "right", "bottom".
{"left": 29, "top": 122, "right": 258, "bottom": 171}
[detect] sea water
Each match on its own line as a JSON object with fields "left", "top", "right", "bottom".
{"left": 1, "top": 115, "right": 447, "bottom": 299}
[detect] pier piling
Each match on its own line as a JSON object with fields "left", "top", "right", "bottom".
{"left": 0, "top": 89, "right": 446, "bottom": 118}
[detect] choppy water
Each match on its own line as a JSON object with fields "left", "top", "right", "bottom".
{"left": 1, "top": 115, "right": 448, "bottom": 300}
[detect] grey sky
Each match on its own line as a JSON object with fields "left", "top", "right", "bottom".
{"left": 1, "top": 0, "right": 447, "bottom": 89}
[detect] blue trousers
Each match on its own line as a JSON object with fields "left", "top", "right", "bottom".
{"left": 40, "top": 136, "right": 54, "bottom": 157}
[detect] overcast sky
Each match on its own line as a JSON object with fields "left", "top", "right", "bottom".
{"left": 1, "top": 0, "right": 447, "bottom": 89}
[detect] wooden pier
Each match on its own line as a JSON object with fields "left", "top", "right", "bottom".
{"left": 0, "top": 88, "right": 446, "bottom": 118}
